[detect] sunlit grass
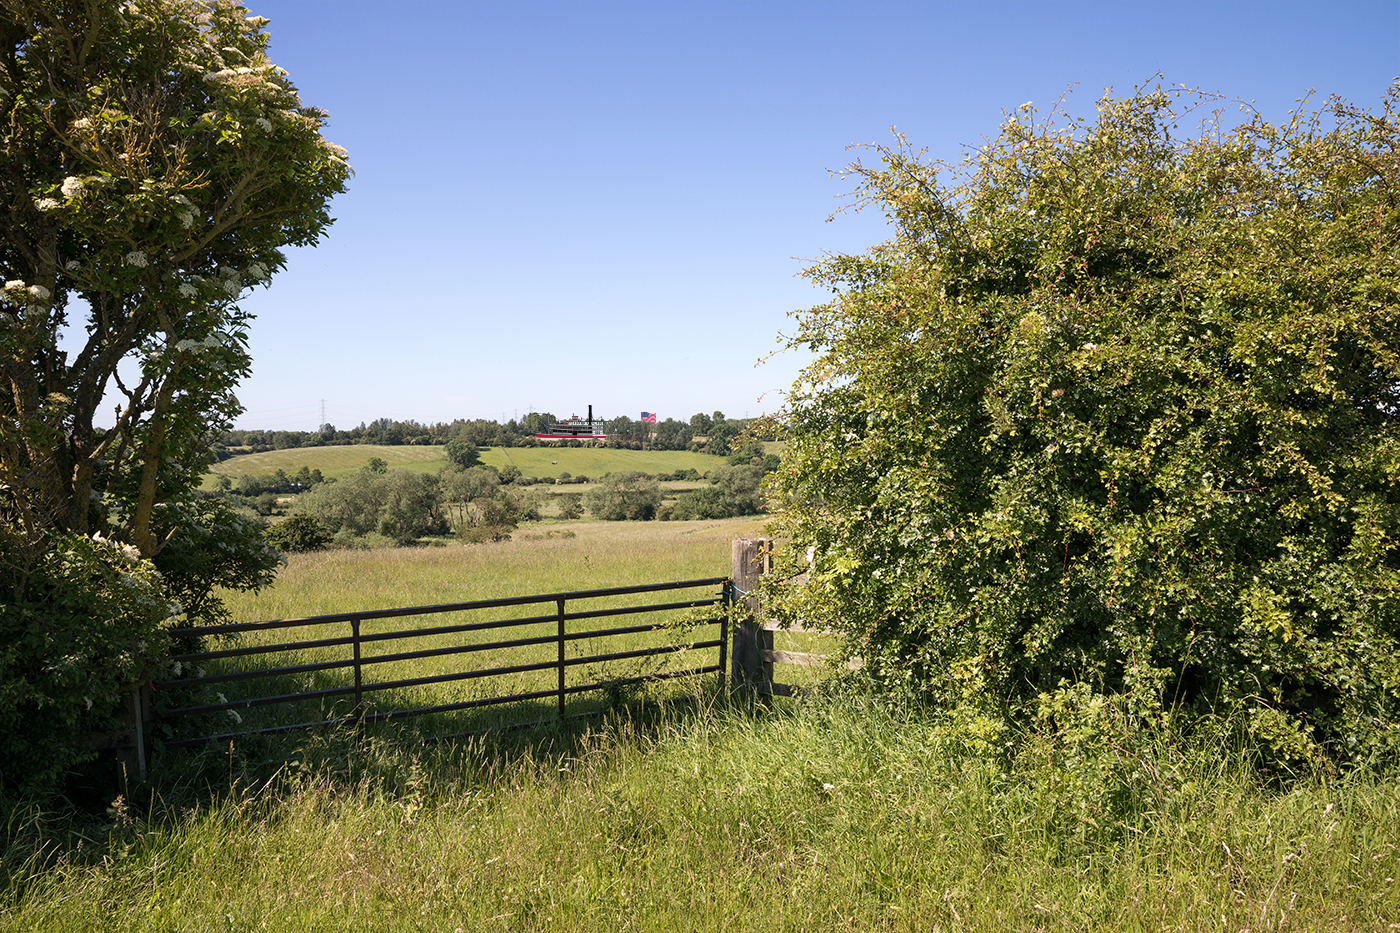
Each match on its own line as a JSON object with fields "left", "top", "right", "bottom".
{"left": 6, "top": 693, "right": 1396, "bottom": 932}
{"left": 170, "top": 518, "right": 789, "bottom": 745}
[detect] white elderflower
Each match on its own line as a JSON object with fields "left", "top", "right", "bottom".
{"left": 223, "top": 278, "right": 241, "bottom": 297}
{"left": 202, "top": 334, "right": 222, "bottom": 348}
{"left": 35, "top": 197, "right": 60, "bottom": 211}
{"left": 255, "top": 117, "right": 272, "bottom": 132}
{"left": 1081, "top": 342, "right": 1097, "bottom": 351}
{"left": 65, "top": 260, "right": 81, "bottom": 271}
{"left": 178, "top": 210, "right": 195, "bottom": 228}
{"left": 178, "top": 282, "right": 198, "bottom": 298}
{"left": 27, "top": 285, "right": 50, "bottom": 301}
{"left": 72, "top": 117, "right": 93, "bottom": 130}
{"left": 176, "top": 338, "right": 200, "bottom": 351}
{"left": 246, "top": 262, "right": 268, "bottom": 281}
{"left": 61, "top": 176, "right": 85, "bottom": 199}
{"left": 125, "top": 250, "right": 148, "bottom": 268}
{"left": 3, "top": 279, "right": 25, "bottom": 292}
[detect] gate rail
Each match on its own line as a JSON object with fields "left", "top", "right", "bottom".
{"left": 154, "top": 577, "right": 731, "bottom": 750}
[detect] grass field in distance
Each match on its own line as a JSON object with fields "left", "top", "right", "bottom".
{"left": 205, "top": 444, "right": 726, "bottom": 486}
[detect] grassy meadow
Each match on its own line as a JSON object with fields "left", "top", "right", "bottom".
{"left": 166, "top": 518, "right": 836, "bottom": 750}
{"left": 206, "top": 444, "right": 722, "bottom": 485}
{"left": 3, "top": 521, "right": 1395, "bottom": 931}
{"left": 5, "top": 692, "right": 1396, "bottom": 931}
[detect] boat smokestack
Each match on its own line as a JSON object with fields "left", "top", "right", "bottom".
{"left": 588, "top": 404, "right": 593, "bottom": 426}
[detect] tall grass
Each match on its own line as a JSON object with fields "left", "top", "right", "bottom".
{"left": 5, "top": 690, "right": 1395, "bottom": 931}
{"left": 223, "top": 517, "right": 763, "bottom": 620}
{"left": 166, "top": 518, "right": 801, "bottom": 749}
{"left": 7, "top": 521, "right": 1392, "bottom": 930}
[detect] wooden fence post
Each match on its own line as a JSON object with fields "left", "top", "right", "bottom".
{"left": 78, "top": 682, "right": 149, "bottom": 796}
{"left": 730, "top": 538, "right": 773, "bottom": 693}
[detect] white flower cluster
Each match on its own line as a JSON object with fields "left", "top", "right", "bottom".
{"left": 255, "top": 117, "right": 273, "bottom": 132}
{"left": 65, "top": 260, "right": 81, "bottom": 271}
{"left": 204, "top": 64, "right": 273, "bottom": 84}
{"left": 125, "top": 250, "right": 148, "bottom": 268}
{"left": 92, "top": 531, "right": 142, "bottom": 564}
{"left": 171, "top": 193, "right": 196, "bottom": 229}
{"left": 2, "top": 280, "right": 49, "bottom": 302}
{"left": 178, "top": 281, "right": 198, "bottom": 298}
{"left": 175, "top": 334, "right": 224, "bottom": 352}
{"left": 35, "top": 197, "right": 60, "bottom": 211}
{"left": 72, "top": 117, "right": 94, "bottom": 130}
{"left": 61, "top": 176, "right": 84, "bottom": 199}
{"left": 246, "top": 262, "right": 268, "bottom": 282}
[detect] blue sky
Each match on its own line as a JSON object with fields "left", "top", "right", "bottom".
{"left": 232, "top": 0, "right": 1399, "bottom": 432}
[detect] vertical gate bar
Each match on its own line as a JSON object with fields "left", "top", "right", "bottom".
{"left": 351, "top": 616, "right": 363, "bottom": 734}
{"left": 718, "top": 582, "right": 729, "bottom": 687}
{"left": 556, "top": 597, "right": 567, "bottom": 719}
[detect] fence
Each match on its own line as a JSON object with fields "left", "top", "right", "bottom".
{"left": 95, "top": 539, "right": 846, "bottom": 783}
{"left": 128, "top": 577, "right": 730, "bottom": 767}
{"left": 728, "top": 538, "right": 856, "bottom": 697}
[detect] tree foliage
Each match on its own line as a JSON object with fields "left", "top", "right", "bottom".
{"left": 262, "top": 511, "right": 328, "bottom": 553}
{"left": 0, "top": 0, "right": 350, "bottom": 563}
{"left": 665, "top": 465, "right": 765, "bottom": 521}
{"left": 443, "top": 435, "right": 481, "bottom": 469}
{"left": 585, "top": 472, "right": 661, "bottom": 521}
{"left": 761, "top": 84, "right": 1400, "bottom": 770}
{"left": 294, "top": 468, "right": 443, "bottom": 546}
{"left": 0, "top": 0, "right": 347, "bottom": 800}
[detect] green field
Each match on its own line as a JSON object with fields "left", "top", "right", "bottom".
{"left": 206, "top": 444, "right": 724, "bottom": 486}
{"left": 191, "top": 518, "right": 833, "bottom": 745}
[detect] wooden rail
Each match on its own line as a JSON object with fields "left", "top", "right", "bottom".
{"left": 730, "top": 538, "right": 855, "bottom": 696}
{"left": 102, "top": 578, "right": 729, "bottom": 777}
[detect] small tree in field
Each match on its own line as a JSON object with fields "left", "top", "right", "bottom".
{"left": 761, "top": 83, "right": 1400, "bottom": 770}
{"left": 585, "top": 472, "right": 661, "bottom": 521}
{"left": 443, "top": 435, "right": 482, "bottom": 469}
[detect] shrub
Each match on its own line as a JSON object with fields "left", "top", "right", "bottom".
{"left": 584, "top": 472, "right": 661, "bottom": 521}
{"left": 762, "top": 83, "right": 1400, "bottom": 771}
{"left": 0, "top": 532, "right": 171, "bottom": 800}
{"left": 263, "top": 513, "right": 331, "bottom": 553}
{"left": 669, "top": 466, "right": 765, "bottom": 520}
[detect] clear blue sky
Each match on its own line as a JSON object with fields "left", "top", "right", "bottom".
{"left": 232, "top": 0, "right": 1399, "bottom": 432}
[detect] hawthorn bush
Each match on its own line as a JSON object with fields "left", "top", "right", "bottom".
{"left": 761, "top": 83, "right": 1400, "bottom": 771}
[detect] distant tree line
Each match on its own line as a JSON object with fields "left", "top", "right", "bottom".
{"left": 216, "top": 411, "right": 765, "bottom": 458}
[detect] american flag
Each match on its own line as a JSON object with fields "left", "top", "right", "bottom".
{"left": 640, "top": 411, "right": 656, "bottom": 423}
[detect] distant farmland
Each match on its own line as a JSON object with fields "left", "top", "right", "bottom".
{"left": 206, "top": 445, "right": 722, "bottom": 484}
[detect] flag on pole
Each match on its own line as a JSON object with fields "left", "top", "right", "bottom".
{"left": 640, "top": 412, "right": 657, "bottom": 423}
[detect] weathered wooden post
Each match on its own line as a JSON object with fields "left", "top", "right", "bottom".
{"left": 730, "top": 538, "right": 773, "bottom": 694}
{"left": 80, "top": 682, "right": 150, "bottom": 795}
